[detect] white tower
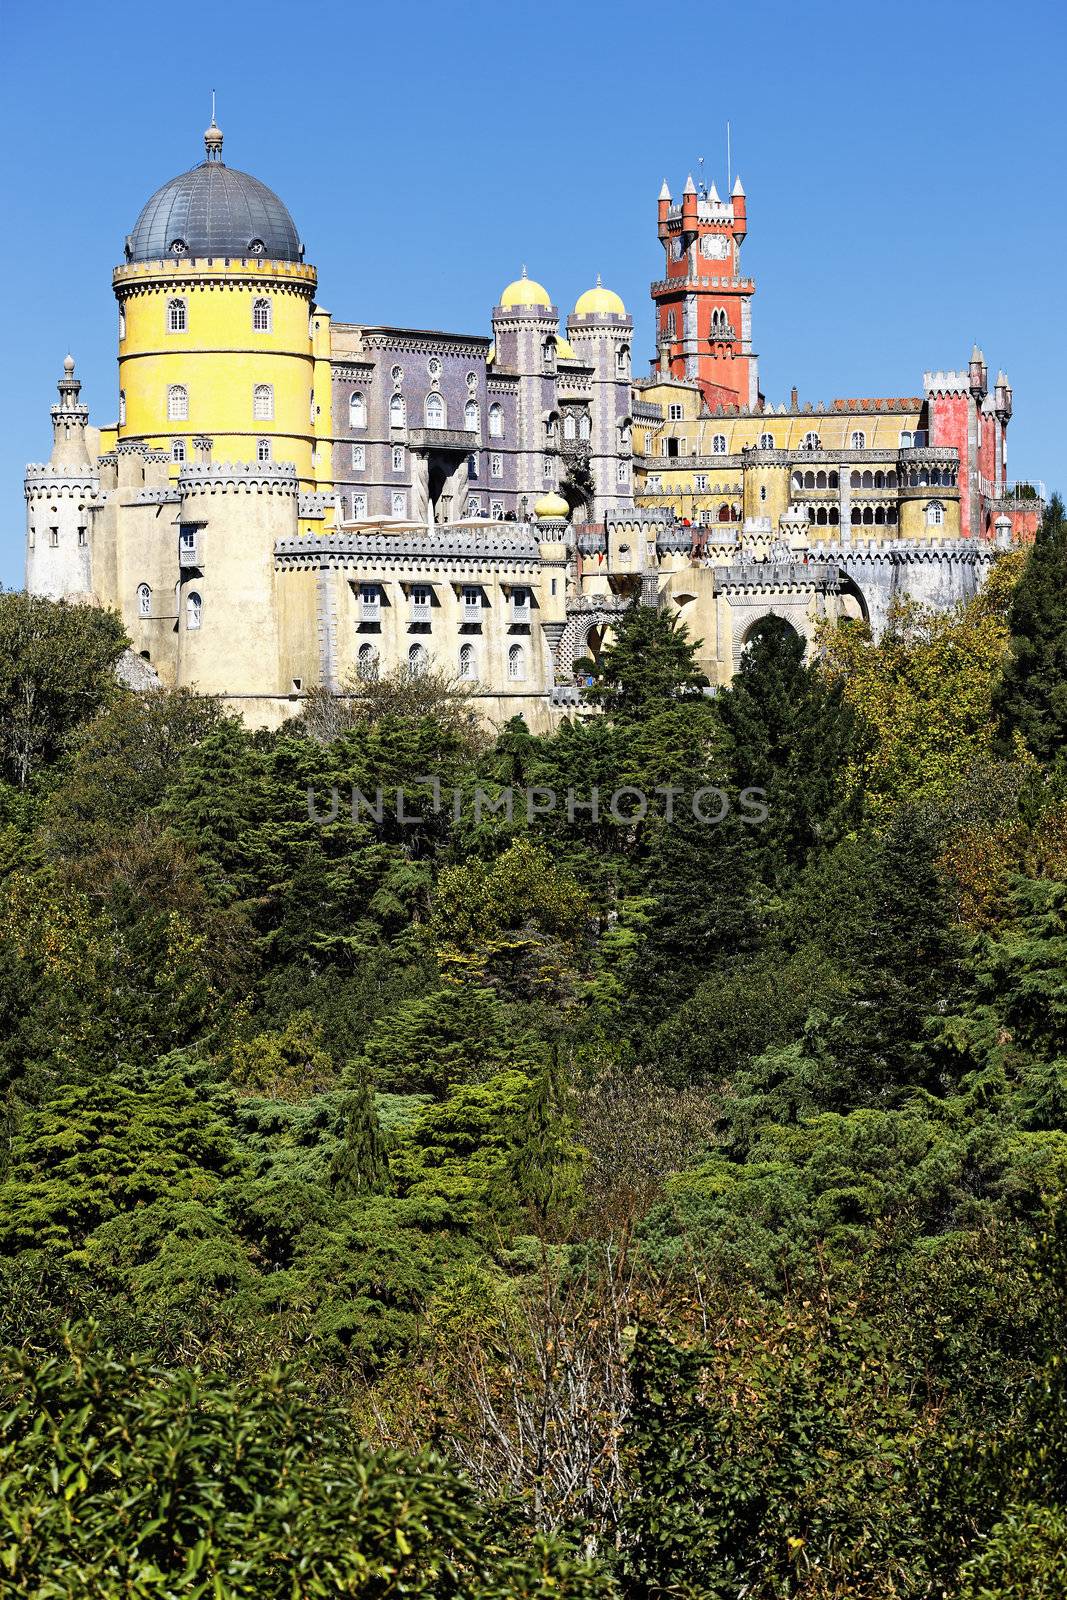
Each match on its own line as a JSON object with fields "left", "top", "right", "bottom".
{"left": 25, "top": 356, "right": 100, "bottom": 599}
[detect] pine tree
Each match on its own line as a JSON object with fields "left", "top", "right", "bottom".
{"left": 716, "top": 617, "right": 864, "bottom": 883}
{"left": 580, "top": 601, "right": 708, "bottom": 718}
{"left": 994, "top": 493, "right": 1067, "bottom": 765}
{"left": 330, "top": 1075, "right": 388, "bottom": 1197}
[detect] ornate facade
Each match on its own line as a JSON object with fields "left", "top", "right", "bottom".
{"left": 24, "top": 130, "right": 1042, "bottom": 729}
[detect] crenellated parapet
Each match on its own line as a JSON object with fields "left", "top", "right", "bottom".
{"left": 178, "top": 460, "right": 299, "bottom": 495}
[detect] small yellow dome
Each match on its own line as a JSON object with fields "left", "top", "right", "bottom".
{"left": 574, "top": 276, "right": 626, "bottom": 317}
{"left": 534, "top": 491, "right": 570, "bottom": 520}
{"left": 500, "top": 271, "right": 552, "bottom": 309}
{"left": 555, "top": 335, "right": 576, "bottom": 361}
{"left": 487, "top": 342, "right": 495, "bottom": 364}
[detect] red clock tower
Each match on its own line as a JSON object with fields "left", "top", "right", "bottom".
{"left": 653, "top": 173, "right": 759, "bottom": 410}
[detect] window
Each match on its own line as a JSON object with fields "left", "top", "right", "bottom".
{"left": 427, "top": 356, "right": 442, "bottom": 379}
{"left": 357, "top": 642, "right": 379, "bottom": 680}
{"left": 759, "top": 432, "right": 774, "bottom": 449}
{"left": 648, "top": 473, "right": 662, "bottom": 492}
{"left": 616, "top": 345, "right": 630, "bottom": 376}
{"left": 408, "top": 643, "right": 428, "bottom": 676}
{"left": 926, "top": 501, "right": 945, "bottom": 526}
{"left": 459, "top": 642, "right": 476, "bottom": 680}
{"left": 167, "top": 298, "right": 187, "bottom": 333}
{"left": 580, "top": 413, "right": 591, "bottom": 441}
{"left": 850, "top": 430, "right": 866, "bottom": 449}
{"left": 118, "top": 307, "right": 126, "bottom": 341}
{"left": 257, "top": 438, "right": 272, "bottom": 463}
{"left": 564, "top": 413, "right": 576, "bottom": 441}
{"left": 491, "top": 453, "right": 503, "bottom": 479}
{"left": 170, "top": 438, "right": 185, "bottom": 462}
{"left": 542, "top": 339, "right": 556, "bottom": 371}
{"left": 167, "top": 385, "right": 187, "bottom": 421}
{"left": 464, "top": 399, "right": 479, "bottom": 432}
{"left": 410, "top": 583, "right": 432, "bottom": 624}
{"left": 253, "top": 384, "right": 273, "bottom": 420}
{"left": 137, "top": 583, "right": 151, "bottom": 617}
{"left": 351, "top": 442, "right": 365, "bottom": 469}
{"left": 490, "top": 501, "right": 504, "bottom": 520}
{"left": 119, "top": 390, "right": 127, "bottom": 425}
{"left": 389, "top": 393, "right": 406, "bottom": 427}
{"left": 803, "top": 431, "right": 821, "bottom": 449}
{"left": 468, "top": 499, "right": 482, "bottom": 515}
{"left": 617, "top": 461, "right": 628, "bottom": 483}
{"left": 186, "top": 591, "right": 202, "bottom": 630}
{"left": 391, "top": 444, "right": 405, "bottom": 472}
{"left": 391, "top": 490, "right": 407, "bottom": 516}
{"left": 665, "top": 310, "right": 676, "bottom": 339}
{"left": 391, "top": 364, "right": 403, "bottom": 383}
{"left": 77, "top": 528, "right": 86, "bottom": 547}
{"left": 48, "top": 528, "right": 59, "bottom": 548}
{"left": 359, "top": 582, "right": 381, "bottom": 621}
{"left": 467, "top": 453, "right": 478, "bottom": 480}
{"left": 489, "top": 403, "right": 503, "bottom": 438}
{"left": 252, "top": 298, "right": 272, "bottom": 333}
{"left": 349, "top": 392, "right": 367, "bottom": 429}
{"left": 760, "top": 486, "right": 767, "bottom": 502}
{"left": 425, "top": 393, "right": 445, "bottom": 429}
{"left": 351, "top": 491, "right": 367, "bottom": 519}
{"left": 508, "top": 643, "right": 526, "bottom": 681}
{"left": 462, "top": 584, "right": 481, "bottom": 622}
{"left": 695, "top": 474, "right": 708, "bottom": 491}
{"left": 511, "top": 586, "right": 531, "bottom": 623}
{"left": 712, "top": 434, "right": 727, "bottom": 454}
{"left": 309, "top": 390, "right": 316, "bottom": 425}
{"left": 899, "top": 430, "right": 913, "bottom": 448}
{"left": 668, "top": 403, "right": 684, "bottom": 421}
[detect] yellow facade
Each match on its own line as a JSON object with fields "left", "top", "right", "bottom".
{"left": 114, "top": 256, "right": 324, "bottom": 491}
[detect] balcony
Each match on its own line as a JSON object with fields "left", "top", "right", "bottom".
{"left": 408, "top": 427, "right": 476, "bottom": 452}
{"left": 178, "top": 530, "right": 200, "bottom": 568}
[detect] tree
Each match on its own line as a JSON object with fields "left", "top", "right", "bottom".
{"left": 580, "top": 601, "right": 708, "bottom": 718}
{"left": 995, "top": 493, "right": 1067, "bottom": 764}
{"left": 717, "top": 616, "right": 864, "bottom": 881}
{"left": 0, "top": 592, "right": 127, "bottom": 787}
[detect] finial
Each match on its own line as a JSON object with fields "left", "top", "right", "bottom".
{"left": 596, "top": 272, "right": 602, "bottom": 286}
{"left": 204, "top": 92, "right": 223, "bottom": 160}
{"left": 521, "top": 263, "right": 527, "bottom": 278}
{"left": 63, "top": 353, "right": 75, "bottom": 375}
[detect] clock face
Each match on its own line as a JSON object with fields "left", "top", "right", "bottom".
{"left": 700, "top": 234, "right": 730, "bottom": 261}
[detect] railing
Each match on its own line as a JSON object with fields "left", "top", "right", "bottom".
{"left": 408, "top": 427, "right": 475, "bottom": 451}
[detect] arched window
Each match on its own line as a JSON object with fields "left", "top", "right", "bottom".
{"left": 850, "top": 471, "right": 860, "bottom": 488}
{"left": 252, "top": 298, "right": 272, "bottom": 332}
{"left": 167, "top": 384, "right": 188, "bottom": 421}
{"left": 464, "top": 399, "right": 479, "bottom": 432}
{"left": 563, "top": 413, "right": 576, "bottom": 441}
{"left": 186, "top": 591, "right": 202, "bottom": 630}
{"left": 349, "top": 392, "right": 366, "bottom": 429}
{"left": 357, "top": 642, "right": 379, "bottom": 680}
{"left": 616, "top": 344, "right": 630, "bottom": 376}
{"left": 580, "top": 413, "right": 591, "bottom": 442}
{"left": 862, "top": 470, "right": 874, "bottom": 490}
{"left": 171, "top": 439, "right": 185, "bottom": 462}
{"left": 542, "top": 338, "right": 556, "bottom": 372}
{"left": 759, "top": 432, "right": 774, "bottom": 449}
{"left": 712, "top": 434, "right": 727, "bottom": 454}
{"left": 508, "top": 642, "right": 526, "bottom": 681}
{"left": 829, "top": 471, "right": 839, "bottom": 488}
{"left": 118, "top": 307, "right": 126, "bottom": 341}
{"left": 815, "top": 471, "right": 827, "bottom": 489}
{"left": 257, "top": 438, "right": 272, "bottom": 462}
{"left": 459, "top": 642, "right": 476, "bottom": 680}
{"left": 389, "top": 394, "right": 406, "bottom": 427}
{"left": 926, "top": 501, "right": 944, "bottom": 526}
{"left": 803, "top": 431, "right": 821, "bottom": 449}
{"left": 137, "top": 583, "right": 151, "bottom": 617}
{"left": 488, "top": 403, "right": 503, "bottom": 438}
{"left": 850, "top": 430, "right": 866, "bottom": 449}
{"left": 426, "top": 393, "right": 445, "bottom": 429}
{"left": 408, "top": 642, "right": 428, "bottom": 676}
{"left": 900, "top": 430, "right": 913, "bottom": 448}
{"left": 253, "top": 384, "right": 273, "bottom": 420}
{"left": 119, "top": 389, "right": 127, "bottom": 425}
{"left": 167, "top": 298, "right": 187, "bottom": 333}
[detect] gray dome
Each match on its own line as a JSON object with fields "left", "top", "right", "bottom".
{"left": 125, "top": 160, "right": 303, "bottom": 264}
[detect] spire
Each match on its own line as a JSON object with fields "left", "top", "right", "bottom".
{"left": 683, "top": 172, "right": 697, "bottom": 195}
{"left": 658, "top": 178, "right": 671, "bottom": 200}
{"left": 708, "top": 181, "right": 721, "bottom": 203}
{"left": 204, "top": 93, "right": 223, "bottom": 161}
{"left": 50, "top": 353, "right": 90, "bottom": 469}
{"left": 731, "top": 174, "right": 745, "bottom": 197}
{"left": 971, "top": 342, "right": 984, "bottom": 362}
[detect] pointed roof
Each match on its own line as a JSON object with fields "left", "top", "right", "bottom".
{"left": 708, "top": 181, "right": 721, "bottom": 202}
{"left": 658, "top": 178, "right": 671, "bottom": 200}
{"left": 971, "top": 342, "right": 984, "bottom": 362}
{"left": 683, "top": 173, "right": 697, "bottom": 195}
{"left": 731, "top": 175, "right": 745, "bottom": 197}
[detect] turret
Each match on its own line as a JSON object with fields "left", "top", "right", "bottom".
{"left": 50, "top": 354, "right": 91, "bottom": 470}
{"left": 968, "top": 343, "right": 988, "bottom": 401}
{"left": 681, "top": 172, "right": 698, "bottom": 233}
{"left": 730, "top": 175, "right": 747, "bottom": 242}
{"left": 994, "top": 369, "right": 1013, "bottom": 421}
{"left": 657, "top": 179, "right": 671, "bottom": 242}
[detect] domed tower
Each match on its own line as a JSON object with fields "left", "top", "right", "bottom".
{"left": 566, "top": 278, "right": 633, "bottom": 520}
{"left": 490, "top": 272, "right": 561, "bottom": 513}
{"left": 113, "top": 119, "right": 324, "bottom": 490}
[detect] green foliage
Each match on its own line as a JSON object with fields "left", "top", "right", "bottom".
{"left": 995, "top": 494, "right": 1067, "bottom": 765}
{"left": 580, "top": 600, "right": 708, "bottom": 717}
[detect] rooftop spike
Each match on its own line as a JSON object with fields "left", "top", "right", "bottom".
{"left": 731, "top": 174, "right": 745, "bottom": 197}
{"left": 683, "top": 173, "right": 697, "bottom": 195}
{"left": 658, "top": 178, "right": 671, "bottom": 200}
{"left": 708, "top": 181, "right": 721, "bottom": 202}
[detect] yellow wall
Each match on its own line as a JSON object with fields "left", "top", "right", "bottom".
{"left": 114, "top": 257, "right": 321, "bottom": 486}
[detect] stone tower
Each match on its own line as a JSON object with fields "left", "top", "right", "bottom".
{"left": 652, "top": 173, "right": 758, "bottom": 409}
{"left": 24, "top": 356, "right": 99, "bottom": 599}
{"left": 566, "top": 279, "right": 635, "bottom": 520}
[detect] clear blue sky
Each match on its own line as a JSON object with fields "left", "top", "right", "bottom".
{"left": 2, "top": 0, "right": 1064, "bottom": 585}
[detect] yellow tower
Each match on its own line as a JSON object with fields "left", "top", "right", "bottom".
{"left": 112, "top": 118, "right": 329, "bottom": 500}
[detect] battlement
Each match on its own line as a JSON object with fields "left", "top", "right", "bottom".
{"left": 178, "top": 460, "right": 299, "bottom": 494}
{"left": 820, "top": 537, "right": 997, "bottom": 565}
{"left": 923, "top": 370, "right": 970, "bottom": 394}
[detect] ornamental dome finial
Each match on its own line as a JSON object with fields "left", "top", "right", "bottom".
{"left": 63, "top": 353, "right": 75, "bottom": 375}
{"left": 204, "top": 92, "right": 223, "bottom": 160}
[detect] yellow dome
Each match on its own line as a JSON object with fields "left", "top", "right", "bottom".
{"left": 573, "top": 276, "right": 626, "bottom": 317}
{"left": 487, "top": 342, "right": 495, "bottom": 364}
{"left": 556, "top": 335, "right": 576, "bottom": 361}
{"left": 534, "top": 491, "right": 570, "bottom": 520}
{"left": 500, "top": 272, "right": 552, "bottom": 309}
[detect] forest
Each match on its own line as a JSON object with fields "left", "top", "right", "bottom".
{"left": 2, "top": 500, "right": 1067, "bottom": 1598}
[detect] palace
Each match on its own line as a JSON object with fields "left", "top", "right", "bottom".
{"left": 25, "top": 123, "right": 1042, "bottom": 728}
